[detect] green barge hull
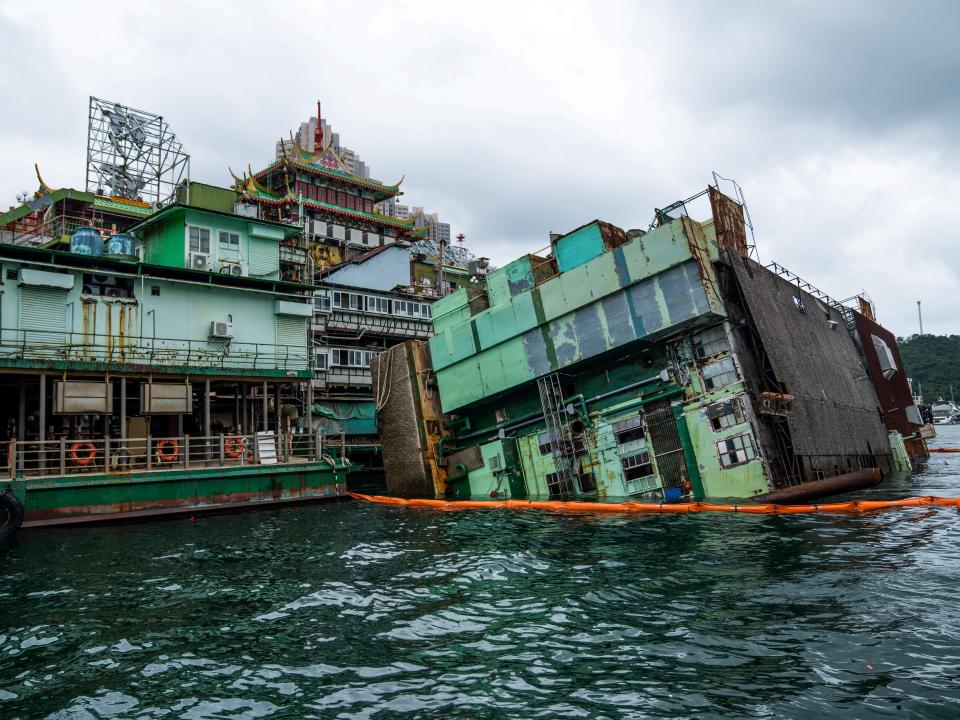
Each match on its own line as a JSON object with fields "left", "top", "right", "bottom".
{"left": 6, "top": 460, "right": 349, "bottom": 529}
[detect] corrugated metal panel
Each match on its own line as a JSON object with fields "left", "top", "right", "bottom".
{"left": 19, "top": 285, "right": 67, "bottom": 343}
{"left": 276, "top": 316, "right": 307, "bottom": 369}
{"left": 249, "top": 236, "right": 280, "bottom": 278}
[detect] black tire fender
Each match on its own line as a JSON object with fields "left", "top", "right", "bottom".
{"left": 0, "top": 492, "right": 24, "bottom": 538}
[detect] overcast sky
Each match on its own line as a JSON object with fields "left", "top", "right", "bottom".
{"left": 1, "top": 0, "right": 958, "bottom": 337}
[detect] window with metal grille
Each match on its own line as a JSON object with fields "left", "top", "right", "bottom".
{"left": 703, "top": 357, "right": 738, "bottom": 390}
{"left": 612, "top": 415, "right": 645, "bottom": 445}
{"left": 693, "top": 325, "right": 728, "bottom": 358}
{"left": 545, "top": 472, "right": 562, "bottom": 497}
{"left": 707, "top": 398, "right": 744, "bottom": 431}
{"left": 538, "top": 431, "right": 552, "bottom": 455}
{"left": 621, "top": 451, "right": 654, "bottom": 481}
{"left": 716, "top": 433, "right": 756, "bottom": 468}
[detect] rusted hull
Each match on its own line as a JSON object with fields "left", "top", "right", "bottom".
{"left": 14, "top": 461, "right": 350, "bottom": 529}
{"left": 755, "top": 469, "right": 882, "bottom": 504}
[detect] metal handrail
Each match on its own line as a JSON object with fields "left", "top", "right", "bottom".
{"left": 0, "top": 327, "right": 312, "bottom": 371}
{"left": 2, "top": 431, "right": 332, "bottom": 480}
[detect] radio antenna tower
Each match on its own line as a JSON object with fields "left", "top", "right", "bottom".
{"left": 85, "top": 97, "right": 190, "bottom": 204}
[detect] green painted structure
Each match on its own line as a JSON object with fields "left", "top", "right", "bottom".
{"left": 0, "top": 196, "right": 349, "bottom": 532}
{"left": 392, "top": 188, "right": 920, "bottom": 503}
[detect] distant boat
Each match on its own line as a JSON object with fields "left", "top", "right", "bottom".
{"left": 931, "top": 401, "right": 960, "bottom": 425}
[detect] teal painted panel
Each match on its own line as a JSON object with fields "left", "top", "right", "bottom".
{"left": 555, "top": 222, "right": 604, "bottom": 272}
{"left": 485, "top": 266, "right": 511, "bottom": 307}
{"left": 621, "top": 221, "right": 693, "bottom": 282}
{"left": 538, "top": 275, "right": 567, "bottom": 322}
{"left": 473, "top": 310, "right": 498, "bottom": 351}
{"left": 433, "top": 304, "right": 471, "bottom": 335}
{"left": 559, "top": 264, "right": 594, "bottom": 310}
{"left": 511, "top": 292, "right": 539, "bottom": 336}
{"left": 504, "top": 256, "right": 536, "bottom": 297}
{"left": 437, "top": 359, "right": 485, "bottom": 413}
{"left": 585, "top": 251, "right": 619, "bottom": 293}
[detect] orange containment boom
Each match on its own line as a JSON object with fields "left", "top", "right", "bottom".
{"left": 929, "top": 448, "right": 960, "bottom": 453}
{"left": 349, "top": 492, "right": 960, "bottom": 515}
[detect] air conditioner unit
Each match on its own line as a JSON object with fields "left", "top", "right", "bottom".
{"left": 91, "top": 274, "right": 115, "bottom": 286}
{"left": 191, "top": 254, "right": 209, "bottom": 270}
{"left": 209, "top": 320, "right": 234, "bottom": 339}
{"left": 219, "top": 261, "right": 244, "bottom": 276}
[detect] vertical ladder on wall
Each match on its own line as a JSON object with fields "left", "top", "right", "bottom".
{"left": 537, "top": 373, "right": 576, "bottom": 498}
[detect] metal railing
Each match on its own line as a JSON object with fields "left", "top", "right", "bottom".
{"left": 0, "top": 327, "right": 312, "bottom": 371}
{"left": 1, "top": 431, "right": 345, "bottom": 479}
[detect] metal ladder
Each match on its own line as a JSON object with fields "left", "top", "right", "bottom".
{"left": 536, "top": 373, "right": 576, "bottom": 498}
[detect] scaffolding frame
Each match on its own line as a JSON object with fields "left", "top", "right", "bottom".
{"left": 85, "top": 97, "right": 190, "bottom": 204}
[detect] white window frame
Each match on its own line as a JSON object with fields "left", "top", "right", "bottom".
{"left": 716, "top": 433, "right": 757, "bottom": 468}
{"left": 218, "top": 230, "right": 241, "bottom": 252}
{"left": 186, "top": 225, "right": 212, "bottom": 257}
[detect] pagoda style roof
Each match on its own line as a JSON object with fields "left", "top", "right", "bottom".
{"left": 249, "top": 157, "right": 402, "bottom": 198}
{"left": 231, "top": 168, "right": 427, "bottom": 236}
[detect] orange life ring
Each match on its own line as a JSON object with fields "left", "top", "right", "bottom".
{"left": 156, "top": 439, "right": 180, "bottom": 463}
{"left": 224, "top": 436, "right": 244, "bottom": 459}
{"left": 70, "top": 441, "right": 96, "bottom": 466}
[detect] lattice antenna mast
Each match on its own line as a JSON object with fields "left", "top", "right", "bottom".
{"left": 85, "top": 96, "right": 190, "bottom": 204}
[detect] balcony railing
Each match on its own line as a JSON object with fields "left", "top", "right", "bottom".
{"left": 2, "top": 431, "right": 348, "bottom": 480}
{"left": 0, "top": 327, "right": 311, "bottom": 372}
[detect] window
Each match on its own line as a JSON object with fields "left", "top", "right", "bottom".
{"left": 621, "top": 451, "right": 654, "bottom": 481}
{"left": 693, "top": 325, "right": 728, "bottom": 358}
{"left": 716, "top": 433, "right": 756, "bottom": 468}
{"left": 314, "top": 295, "right": 331, "bottom": 311}
{"left": 188, "top": 226, "right": 210, "bottom": 254}
{"left": 151, "top": 285, "right": 160, "bottom": 297}
{"left": 577, "top": 472, "right": 597, "bottom": 493}
{"left": 366, "top": 296, "right": 389, "bottom": 314}
{"left": 333, "top": 292, "right": 361, "bottom": 310}
{"left": 613, "top": 415, "right": 645, "bottom": 446}
{"left": 545, "top": 472, "right": 563, "bottom": 497}
{"left": 362, "top": 232, "right": 369, "bottom": 245}
{"left": 219, "top": 231, "right": 240, "bottom": 250}
{"left": 707, "top": 398, "right": 744, "bottom": 431}
{"left": 315, "top": 353, "right": 328, "bottom": 370}
{"left": 326, "top": 224, "right": 334, "bottom": 239}
{"left": 538, "top": 431, "right": 553, "bottom": 455}
{"left": 703, "top": 357, "right": 738, "bottom": 390}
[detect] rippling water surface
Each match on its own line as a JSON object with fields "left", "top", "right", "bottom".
{"left": 3, "top": 428, "right": 960, "bottom": 719}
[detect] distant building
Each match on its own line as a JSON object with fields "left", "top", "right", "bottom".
{"left": 275, "top": 111, "right": 370, "bottom": 179}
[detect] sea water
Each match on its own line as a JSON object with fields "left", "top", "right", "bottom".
{"left": 2, "top": 427, "right": 959, "bottom": 719}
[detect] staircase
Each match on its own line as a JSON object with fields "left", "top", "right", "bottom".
{"left": 536, "top": 373, "right": 577, "bottom": 498}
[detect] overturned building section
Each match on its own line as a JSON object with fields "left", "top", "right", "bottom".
{"left": 376, "top": 186, "right": 929, "bottom": 501}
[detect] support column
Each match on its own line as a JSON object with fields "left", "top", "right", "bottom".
{"left": 38, "top": 374, "right": 46, "bottom": 472}
{"left": 274, "top": 383, "right": 282, "bottom": 435}
{"left": 306, "top": 380, "right": 313, "bottom": 459}
{"left": 119, "top": 377, "right": 127, "bottom": 466}
{"left": 120, "top": 378, "right": 127, "bottom": 440}
{"left": 242, "top": 383, "right": 249, "bottom": 434}
{"left": 203, "top": 379, "right": 211, "bottom": 437}
{"left": 17, "top": 379, "right": 25, "bottom": 441}
{"left": 261, "top": 380, "right": 268, "bottom": 432}
{"left": 233, "top": 384, "right": 240, "bottom": 432}
{"left": 38, "top": 375, "right": 46, "bottom": 442}
{"left": 204, "top": 379, "right": 212, "bottom": 460}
